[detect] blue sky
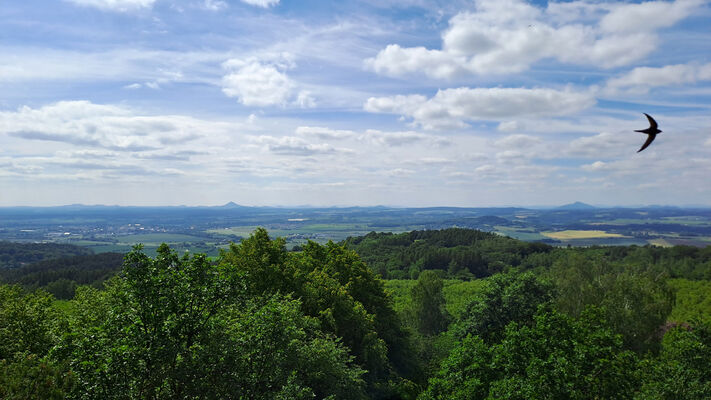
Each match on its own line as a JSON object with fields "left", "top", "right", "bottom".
{"left": 1, "top": 0, "right": 710, "bottom": 207}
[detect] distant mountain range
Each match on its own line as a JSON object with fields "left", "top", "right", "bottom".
{"left": 2, "top": 201, "right": 709, "bottom": 210}
{"left": 556, "top": 201, "right": 596, "bottom": 210}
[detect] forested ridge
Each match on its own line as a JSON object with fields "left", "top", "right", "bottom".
{"left": 0, "top": 242, "right": 92, "bottom": 269}
{"left": 0, "top": 252, "right": 124, "bottom": 299}
{"left": 345, "top": 228, "right": 711, "bottom": 280}
{"left": 1, "top": 228, "right": 711, "bottom": 399}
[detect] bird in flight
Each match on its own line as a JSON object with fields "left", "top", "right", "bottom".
{"left": 635, "top": 113, "right": 662, "bottom": 153}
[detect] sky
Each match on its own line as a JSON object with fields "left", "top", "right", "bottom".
{"left": 1, "top": 0, "right": 710, "bottom": 207}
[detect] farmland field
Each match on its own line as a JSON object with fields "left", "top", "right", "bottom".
{"left": 542, "top": 230, "right": 627, "bottom": 240}
{"left": 2, "top": 204, "right": 711, "bottom": 254}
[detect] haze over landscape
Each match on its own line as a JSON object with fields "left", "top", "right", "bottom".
{"left": 5, "top": 2, "right": 711, "bottom": 398}
{"left": 1, "top": 0, "right": 710, "bottom": 207}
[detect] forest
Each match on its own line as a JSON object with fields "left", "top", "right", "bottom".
{"left": 1, "top": 228, "right": 711, "bottom": 399}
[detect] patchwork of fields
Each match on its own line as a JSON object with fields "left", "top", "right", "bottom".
{"left": 2, "top": 204, "right": 711, "bottom": 253}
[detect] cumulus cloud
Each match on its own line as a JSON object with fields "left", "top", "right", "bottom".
{"left": 566, "top": 131, "right": 636, "bottom": 158}
{"left": 65, "top": 0, "right": 157, "bottom": 12}
{"left": 222, "top": 55, "right": 313, "bottom": 107}
{"left": 599, "top": 0, "right": 704, "bottom": 33}
{"left": 606, "top": 62, "right": 711, "bottom": 94}
{"left": 582, "top": 160, "right": 608, "bottom": 171}
{"left": 222, "top": 58, "right": 294, "bottom": 107}
{"left": 240, "top": 0, "right": 279, "bottom": 7}
{"left": 0, "top": 101, "right": 203, "bottom": 152}
{"left": 366, "top": 45, "right": 468, "bottom": 80}
{"left": 366, "top": 0, "right": 702, "bottom": 78}
{"left": 365, "top": 87, "right": 595, "bottom": 129}
{"left": 252, "top": 135, "right": 351, "bottom": 156}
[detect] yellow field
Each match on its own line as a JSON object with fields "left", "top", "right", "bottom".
{"left": 541, "top": 230, "right": 626, "bottom": 240}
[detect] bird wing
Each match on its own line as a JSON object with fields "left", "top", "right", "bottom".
{"left": 637, "top": 133, "right": 656, "bottom": 153}
{"left": 643, "top": 113, "right": 658, "bottom": 130}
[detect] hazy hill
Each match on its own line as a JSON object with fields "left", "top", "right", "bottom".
{"left": 556, "top": 201, "right": 596, "bottom": 210}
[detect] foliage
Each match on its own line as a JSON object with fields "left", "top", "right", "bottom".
{"left": 454, "top": 271, "right": 556, "bottom": 343}
{"left": 198, "top": 296, "right": 367, "bottom": 400}
{"left": 0, "top": 352, "right": 75, "bottom": 400}
{"left": 346, "top": 229, "right": 711, "bottom": 282}
{"left": 421, "top": 308, "right": 639, "bottom": 400}
{"left": 0, "top": 252, "right": 124, "bottom": 299}
{"left": 668, "top": 279, "right": 711, "bottom": 324}
{"left": 384, "top": 279, "right": 486, "bottom": 319}
{"left": 55, "top": 243, "right": 366, "bottom": 399}
{"left": 0, "top": 285, "right": 72, "bottom": 399}
{"left": 344, "top": 228, "right": 553, "bottom": 279}
{"left": 2, "top": 228, "right": 710, "bottom": 399}
{"left": 0, "top": 241, "right": 92, "bottom": 269}
{"left": 549, "top": 252, "right": 674, "bottom": 353}
{"left": 56, "top": 244, "right": 242, "bottom": 399}
{"left": 410, "top": 271, "right": 450, "bottom": 336}
{"left": 637, "top": 322, "right": 711, "bottom": 399}
{"left": 0, "top": 285, "right": 59, "bottom": 360}
{"left": 220, "top": 228, "right": 415, "bottom": 398}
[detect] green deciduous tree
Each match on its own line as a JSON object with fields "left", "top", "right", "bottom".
{"left": 410, "top": 270, "right": 450, "bottom": 336}
{"left": 550, "top": 252, "right": 674, "bottom": 353}
{"left": 454, "top": 271, "right": 555, "bottom": 343}
{"left": 58, "top": 243, "right": 366, "bottom": 399}
{"left": 0, "top": 284, "right": 73, "bottom": 399}
{"left": 0, "top": 285, "right": 59, "bottom": 359}
{"left": 221, "top": 229, "right": 416, "bottom": 398}
{"left": 421, "top": 308, "right": 639, "bottom": 400}
{"left": 637, "top": 322, "right": 711, "bottom": 399}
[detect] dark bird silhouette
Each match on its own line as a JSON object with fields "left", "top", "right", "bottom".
{"left": 635, "top": 113, "right": 661, "bottom": 153}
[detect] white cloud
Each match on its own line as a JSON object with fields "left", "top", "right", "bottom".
{"left": 65, "top": 0, "right": 157, "bottom": 12}
{"left": 600, "top": 0, "right": 704, "bottom": 33}
{"left": 252, "top": 135, "right": 351, "bottom": 156}
{"left": 497, "top": 121, "right": 524, "bottom": 132}
{"left": 0, "top": 47, "right": 222, "bottom": 84}
{"left": 365, "top": 87, "right": 595, "bottom": 129}
{"left": 365, "top": 45, "right": 467, "bottom": 80}
{"left": 496, "top": 150, "right": 526, "bottom": 161}
{"left": 474, "top": 164, "right": 496, "bottom": 174}
{"left": 296, "top": 90, "right": 317, "bottom": 108}
{"left": 362, "top": 94, "right": 428, "bottom": 116}
{"left": 361, "top": 129, "right": 450, "bottom": 147}
{"left": 202, "top": 0, "right": 227, "bottom": 10}
{"left": 295, "top": 126, "right": 357, "bottom": 140}
{"left": 366, "top": 0, "right": 701, "bottom": 78}
{"left": 386, "top": 168, "right": 415, "bottom": 177}
{"left": 222, "top": 58, "right": 294, "bottom": 107}
{"left": 221, "top": 55, "right": 313, "bottom": 108}
{"left": 495, "top": 134, "right": 541, "bottom": 149}
{"left": 582, "top": 160, "right": 608, "bottom": 171}
{"left": 240, "top": 0, "right": 279, "bottom": 8}
{"left": 566, "top": 131, "right": 636, "bottom": 158}
{"left": 606, "top": 62, "right": 711, "bottom": 94}
{"left": 0, "top": 101, "right": 204, "bottom": 152}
